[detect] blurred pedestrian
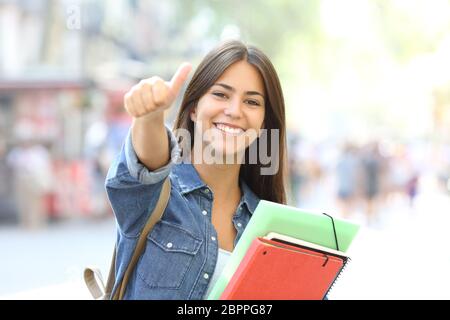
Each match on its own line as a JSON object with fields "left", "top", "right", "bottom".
{"left": 287, "top": 131, "right": 305, "bottom": 206}
{"left": 7, "top": 128, "right": 53, "bottom": 230}
{"left": 361, "top": 142, "right": 383, "bottom": 226}
{"left": 336, "top": 143, "right": 359, "bottom": 218}
{"left": 0, "top": 138, "right": 17, "bottom": 223}
{"left": 406, "top": 173, "right": 419, "bottom": 207}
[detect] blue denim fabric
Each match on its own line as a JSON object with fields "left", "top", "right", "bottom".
{"left": 105, "top": 125, "right": 260, "bottom": 300}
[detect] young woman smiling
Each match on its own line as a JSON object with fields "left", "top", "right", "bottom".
{"left": 106, "top": 40, "right": 288, "bottom": 299}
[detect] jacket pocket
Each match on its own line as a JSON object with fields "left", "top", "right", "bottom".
{"left": 136, "top": 220, "right": 203, "bottom": 289}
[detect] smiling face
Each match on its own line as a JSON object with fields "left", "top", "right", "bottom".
{"left": 174, "top": 40, "right": 287, "bottom": 203}
{"left": 190, "top": 60, "right": 266, "bottom": 159}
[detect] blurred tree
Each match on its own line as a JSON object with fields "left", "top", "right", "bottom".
{"left": 174, "top": 0, "right": 321, "bottom": 58}
{"left": 376, "top": 1, "right": 450, "bottom": 62}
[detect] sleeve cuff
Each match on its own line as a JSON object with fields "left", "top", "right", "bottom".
{"left": 124, "top": 124, "right": 181, "bottom": 184}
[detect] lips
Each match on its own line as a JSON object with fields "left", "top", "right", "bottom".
{"left": 213, "top": 122, "right": 245, "bottom": 135}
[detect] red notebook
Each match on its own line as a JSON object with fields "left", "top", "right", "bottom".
{"left": 220, "top": 236, "right": 348, "bottom": 300}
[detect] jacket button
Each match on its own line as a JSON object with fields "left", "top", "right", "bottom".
{"left": 211, "top": 236, "right": 216, "bottom": 241}
{"left": 204, "top": 273, "right": 209, "bottom": 280}
{"left": 166, "top": 242, "right": 173, "bottom": 248}
{"left": 202, "top": 210, "right": 208, "bottom": 216}
{"left": 237, "top": 223, "right": 242, "bottom": 228}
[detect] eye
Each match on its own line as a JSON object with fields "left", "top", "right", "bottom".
{"left": 246, "top": 99, "right": 261, "bottom": 106}
{"left": 212, "top": 92, "right": 228, "bottom": 99}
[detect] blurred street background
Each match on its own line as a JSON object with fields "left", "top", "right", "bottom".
{"left": 0, "top": 0, "right": 450, "bottom": 299}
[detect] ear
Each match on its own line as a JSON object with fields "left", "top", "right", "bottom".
{"left": 190, "top": 107, "right": 197, "bottom": 122}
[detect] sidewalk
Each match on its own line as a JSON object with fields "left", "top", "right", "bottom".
{"left": 0, "top": 218, "right": 115, "bottom": 299}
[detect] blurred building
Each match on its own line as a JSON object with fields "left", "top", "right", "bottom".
{"left": 0, "top": 1, "right": 126, "bottom": 223}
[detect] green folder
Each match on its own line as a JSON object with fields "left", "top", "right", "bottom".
{"left": 207, "top": 200, "right": 360, "bottom": 300}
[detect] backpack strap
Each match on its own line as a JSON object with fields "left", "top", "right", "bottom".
{"left": 84, "top": 177, "right": 171, "bottom": 300}
{"left": 83, "top": 266, "right": 107, "bottom": 299}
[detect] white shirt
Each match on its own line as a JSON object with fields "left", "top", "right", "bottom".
{"left": 204, "top": 248, "right": 232, "bottom": 299}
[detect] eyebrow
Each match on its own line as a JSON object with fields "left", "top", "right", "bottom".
{"left": 213, "top": 83, "right": 265, "bottom": 100}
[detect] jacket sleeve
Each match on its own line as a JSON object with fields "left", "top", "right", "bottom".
{"left": 105, "top": 124, "right": 181, "bottom": 237}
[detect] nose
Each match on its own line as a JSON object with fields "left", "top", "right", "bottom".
{"left": 223, "top": 98, "right": 243, "bottom": 119}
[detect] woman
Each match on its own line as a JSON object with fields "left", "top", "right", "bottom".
{"left": 106, "top": 40, "right": 288, "bottom": 299}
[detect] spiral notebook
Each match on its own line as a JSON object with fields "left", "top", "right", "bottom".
{"left": 220, "top": 233, "right": 350, "bottom": 300}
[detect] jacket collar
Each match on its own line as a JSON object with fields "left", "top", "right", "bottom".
{"left": 239, "top": 178, "right": 260, "bottom": 215}
{"left": 172, "top": 163, "right": 207, "bottom": 194}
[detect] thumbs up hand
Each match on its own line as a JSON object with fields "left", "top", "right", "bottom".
{"left": 124, "top": 63, "right": 192, "bottom": 119}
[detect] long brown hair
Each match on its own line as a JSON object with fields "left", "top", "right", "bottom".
{"left": 173, "top": 40, "right": 287, "bottom": 205}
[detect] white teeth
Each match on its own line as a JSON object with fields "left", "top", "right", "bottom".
{"left": 215, "top": 123, "right": 244, "bottom": 135}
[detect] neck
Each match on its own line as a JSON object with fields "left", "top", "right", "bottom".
{"left": 191, "top": 154, "right": 242, "bottom": 200}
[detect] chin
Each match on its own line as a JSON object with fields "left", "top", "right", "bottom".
{"left": 208, "top": 143, "right": 248, "bottom": 161}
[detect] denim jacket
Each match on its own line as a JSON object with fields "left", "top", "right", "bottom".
{"left": 105, "top": 125, "right": 260, "bottom": 300}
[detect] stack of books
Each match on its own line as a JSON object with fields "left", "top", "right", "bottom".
{"left": 220, "top": 232, "right": 350, "bottom": 300}
{"left": 207, "top": 200, "right": 360, "bottom": 300}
